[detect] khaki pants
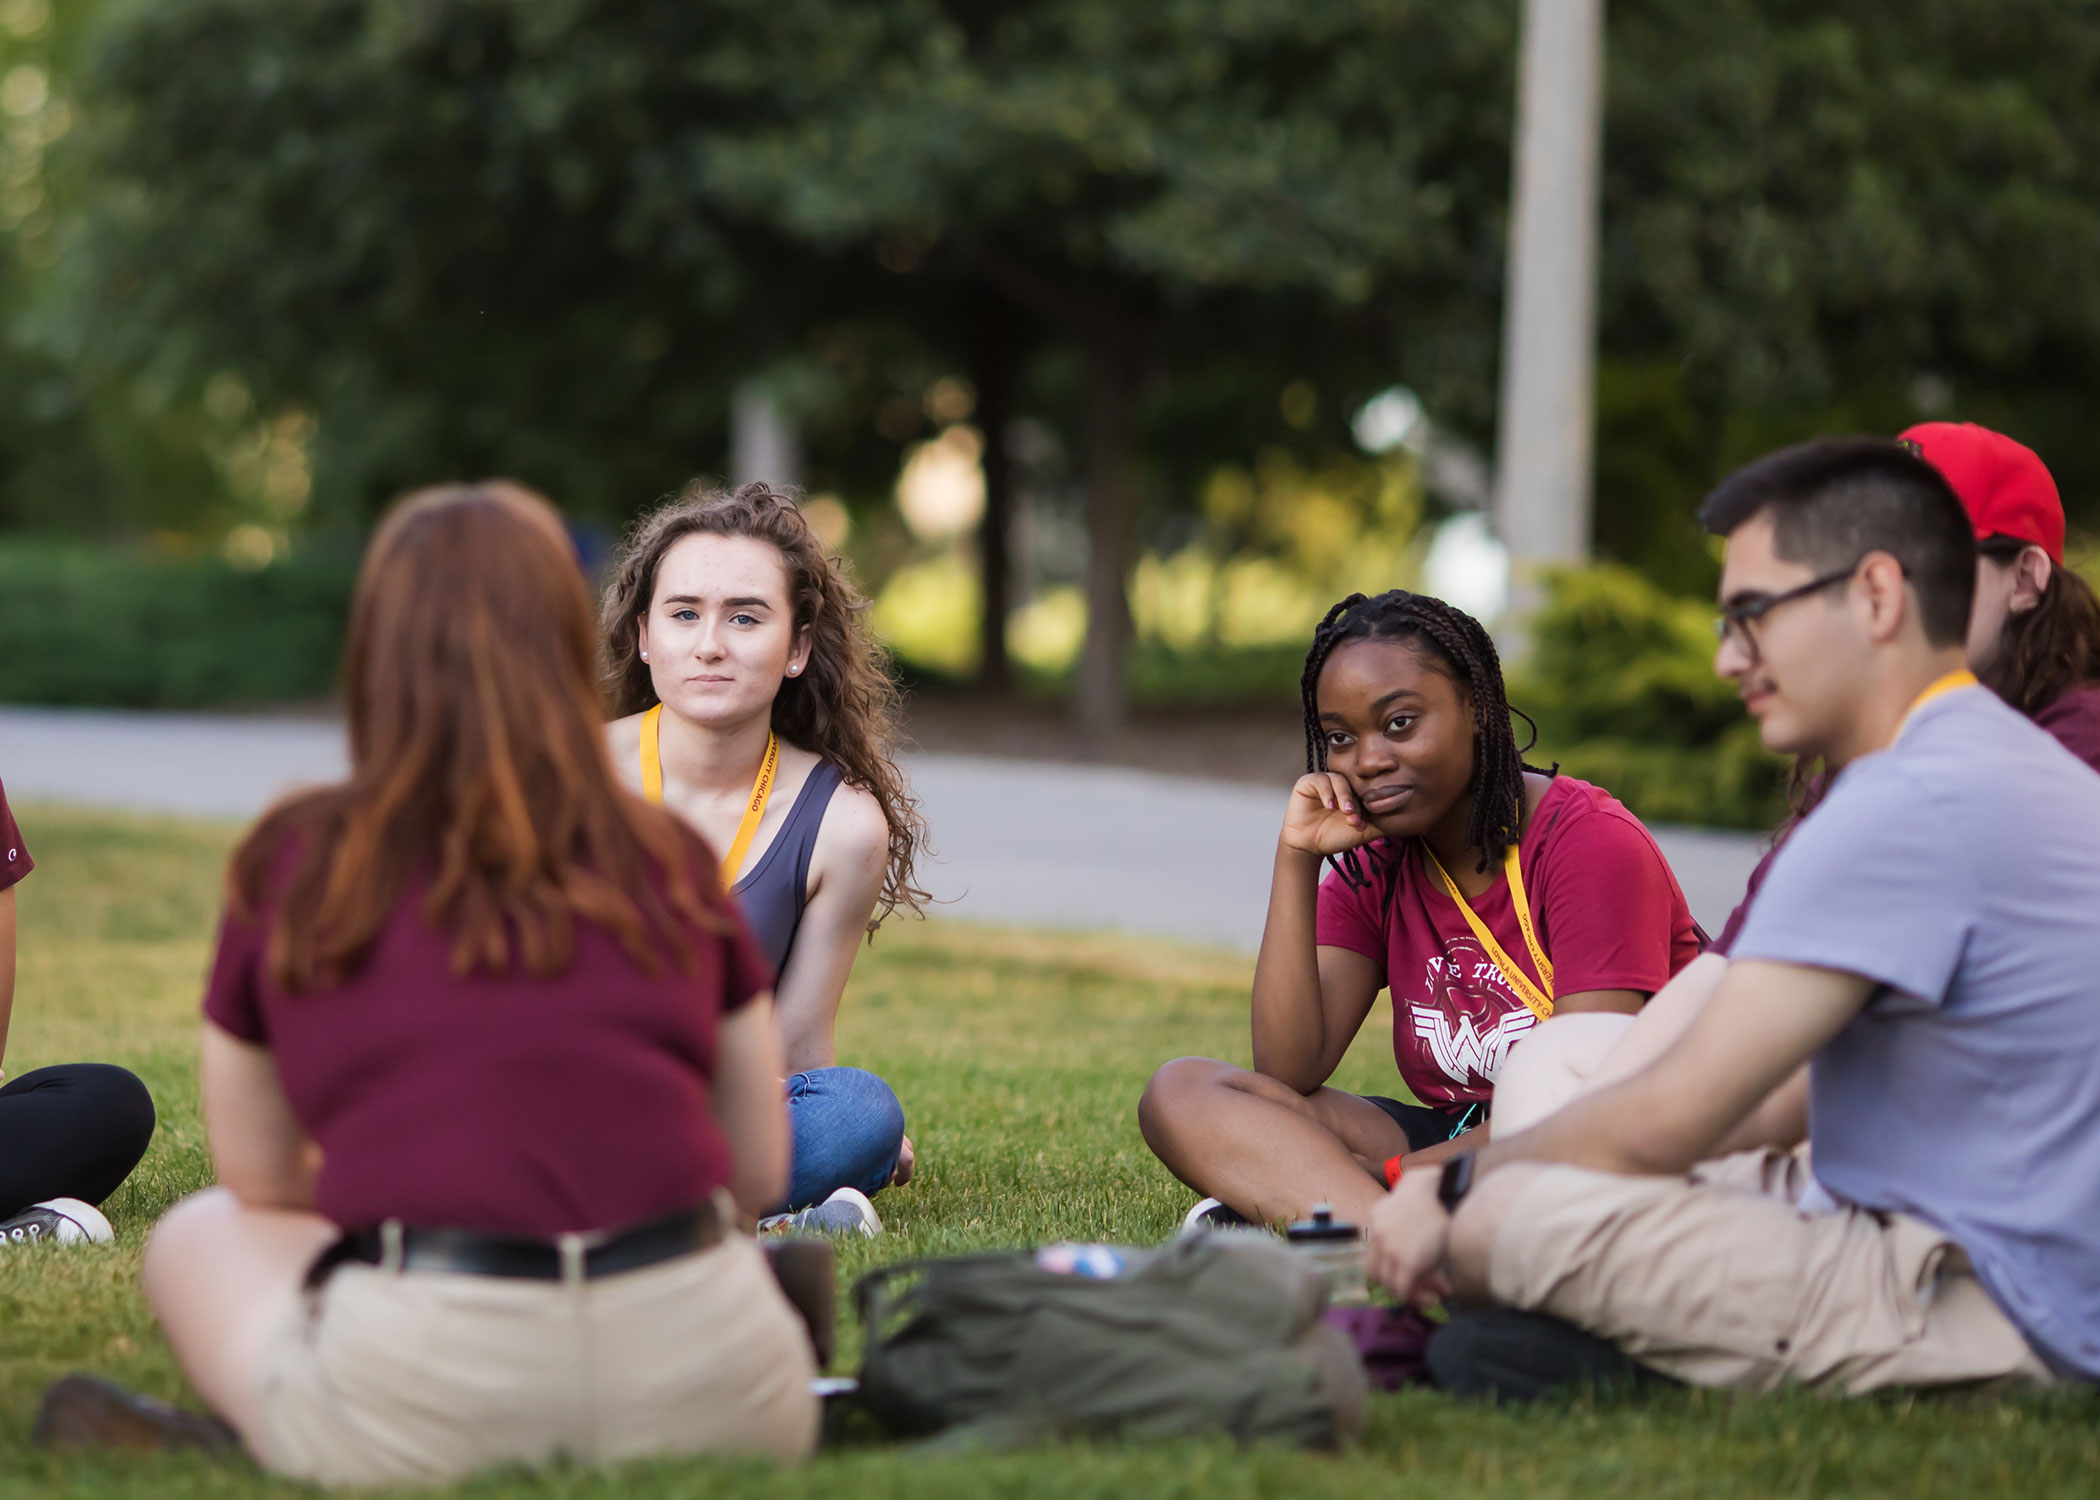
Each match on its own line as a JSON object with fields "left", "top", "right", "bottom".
{"left": 248, "top": 1231, "right": 817, "bottom": 1488}
{"left": 1484, "top": 1149, "right": 2059, "bottom": 1394}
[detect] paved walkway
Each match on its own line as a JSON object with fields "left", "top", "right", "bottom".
{"left": 0, "top": 706, "right": 1762, "bottom": 951}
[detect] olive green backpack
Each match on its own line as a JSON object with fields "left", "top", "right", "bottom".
{"left": 850, "top": 1234, "right": 1367, "bottom": 1450}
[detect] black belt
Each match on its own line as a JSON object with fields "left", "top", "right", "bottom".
{"left": 304, "top": 1200, "right": 726, "bottom": 1289}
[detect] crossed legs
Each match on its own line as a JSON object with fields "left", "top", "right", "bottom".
{"left": 142, "top": 1188, "right": 338, "bottom": 1444}
{"left": 1138, "top": 1058, "right": 1408, "bottom": 1226}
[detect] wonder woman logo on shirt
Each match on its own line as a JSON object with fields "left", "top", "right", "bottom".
{"left": 1408, "top": 1005, "right": 1536, "bottom": 1087}
{"left": 1408, "top": 936, "right": 1536, "bottom": 1088}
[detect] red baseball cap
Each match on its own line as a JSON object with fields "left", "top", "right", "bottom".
{"left": 1898, "top": 421, "right": 2063, "bottom": 563}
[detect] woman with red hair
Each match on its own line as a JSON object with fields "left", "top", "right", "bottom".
{"left": 84, "top": 483, "right": 816, "bottom": 1484}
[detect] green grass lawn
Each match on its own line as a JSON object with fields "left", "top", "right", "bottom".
{"left": 3, "top": 805, "right": 2097, "bottom": 1498}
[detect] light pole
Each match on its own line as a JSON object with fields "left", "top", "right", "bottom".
{"left": 1493, "top": 0, "right": 1606, "bottom": 619}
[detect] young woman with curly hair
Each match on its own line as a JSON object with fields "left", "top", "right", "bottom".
{"left": 601, "top": 481, "right": 928, "bottom": 1237}
{"left": 1138, "top": 590, "right": 1701, "bottom": 1233}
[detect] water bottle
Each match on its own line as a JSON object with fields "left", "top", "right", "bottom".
{"left": 1285, "top": 1203, "right": 1368, "bottom": 1306}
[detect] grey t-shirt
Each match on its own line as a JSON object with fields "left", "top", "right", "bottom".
{"left": 1735, "top": 685, "right": 2100, "bottom": 1377}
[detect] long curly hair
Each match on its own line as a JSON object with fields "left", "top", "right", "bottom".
{"left": 234, "top": 481, "right": 732, "bottom": 994}
{"left": 600, "top": 481, "right": 929, "bottom": 930}
{"left": 1301, "top": 589, "right": 1550, "bottom": 884}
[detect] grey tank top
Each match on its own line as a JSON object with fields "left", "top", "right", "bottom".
{"left": 731, "top": 759, "right": 844, "bottom": 971}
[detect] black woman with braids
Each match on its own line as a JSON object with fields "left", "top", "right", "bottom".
{"left": 1139, "top": 590, "right": 1701, "bottom": 1230}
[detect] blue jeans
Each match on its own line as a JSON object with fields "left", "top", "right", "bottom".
{"left": 775, "top": 1067, "right": 905, "bottom": 1214}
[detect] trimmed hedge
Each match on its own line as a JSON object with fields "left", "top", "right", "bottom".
{"left": 0, "top": 542, "right": 357, "bottom": 708}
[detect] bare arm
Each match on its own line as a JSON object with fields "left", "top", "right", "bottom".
{"left": 712, "top": 993, "right": 792, "bottom": 1215}
{"left": 772, "top": 786, "right": 888, "bottom": 1073}
{"left": 0, "top": 885, "right": 15, "bottom": 1078}
{"left": 1713, "top": 1063, "right": 1809, "bottom": 1155}
{"left": 1251, "top": 774, "right": 1388, "bottom": 1091}
{"left": 201, "top": 1021, "right": 321, "bottom": 1210}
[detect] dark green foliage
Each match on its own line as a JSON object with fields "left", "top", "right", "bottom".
{"left": 0, "top": 541, "right": 354, "bottom": 707}
{"left": 1598, "top": 0, "right": 2100, "bottom": 564}
{"left": 1514, "top": 565, "right": 1788, "bottom": 831}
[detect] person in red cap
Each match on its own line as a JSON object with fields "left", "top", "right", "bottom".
{"left": 1900, "top": 422, "right": 2100, "bottom": 763}
{"left": 1699, "top": 424, "right": 2100, "bottom": 953}
{"left": 1486, "top": 426, "right": 2100, "bottom": 1152}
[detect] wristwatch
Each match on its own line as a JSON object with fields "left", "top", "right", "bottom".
{"left": 1437, "top": 1152, "right": 1477, "bottom": 1212}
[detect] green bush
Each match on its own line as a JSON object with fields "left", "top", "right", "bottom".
{"left": 0, "top": 541, "right": 357, "bottom": 708}
{"left": 1513, "top": 564, "right": 1787, "bottom": 831}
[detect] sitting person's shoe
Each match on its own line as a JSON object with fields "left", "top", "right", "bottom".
{"left": 763, "top": 1187, "right": 883, "bottom": 1239}
{"left": 34, "top": 1375, "right": 240, "bottom": 1456}
{"left": 1426, "top": 1307, "right": 1677, "bottom": 1403}
{"left": 1181, "top": 1197, "right": 1255, "bottom": 1232}
{"left": 763, "top": 1237, "right": 838, "bottom": 1370}
{"left": 0, "top": 1199, "right": 113, "bottom": 1247}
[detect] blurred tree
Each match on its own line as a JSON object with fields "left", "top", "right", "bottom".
{"left": 62, "top": 0, "right": 1518, "bottom": 728}
{"left": 37, "top": 0, "right": 2100, "bottom": 699}
{"left": 680, "top": 0, "right": 1515, "bottom": 727}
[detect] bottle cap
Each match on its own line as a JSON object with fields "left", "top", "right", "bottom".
{"left": 1285, "top": 1203, "right": 1361, "bottom": 1243}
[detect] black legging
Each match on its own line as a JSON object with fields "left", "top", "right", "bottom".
{"left": 0, "top": 1064, "right": 156, "bottom": 1220}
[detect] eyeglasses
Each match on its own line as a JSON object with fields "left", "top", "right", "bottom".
{"left": 1713, "top": 562, "right": 1864, "bottom": 660}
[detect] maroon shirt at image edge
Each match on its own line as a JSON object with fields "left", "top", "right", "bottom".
{"left": 0, "top": 775, "right": 33, "bottom": 893}
{"left": 1714, "top": 683, "right": 2100, "bottom": 955}
{"left": 1316, "top": 775, "right": 1702, "bottom": 1110}
{"left": 203, "top": 852, "right": 774, "bottom": 1237}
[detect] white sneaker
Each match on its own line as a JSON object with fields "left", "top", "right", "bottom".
{"left": 0, "top": 1199, "right": 113, "bottom": 1247}
{"left": 779, "top": 1187, "right": 882, "bottom": 1239}
{"left": 1180, "top": 1197, "right": 1254, "bottom": 1233}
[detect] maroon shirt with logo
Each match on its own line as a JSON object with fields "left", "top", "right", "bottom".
{"left": 1315, "top": 776, "right": 1702, "bottom": 1109}
{"left": 1715, "top": 682, "right": 2100, "bottom": 954}
{"left": 0, "top": 775, "right": 32, "bottom": 893}
{"left": 204, "top": 842, "right": 772, "bottom": 1236}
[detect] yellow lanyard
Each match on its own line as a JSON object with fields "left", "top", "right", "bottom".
{"left": 1421, "top": 840, "right": 1556, "bottom": 1022}
{"left": 1893, "top": 669, "right": 1978, "bottom": 742}
{"left": 639, "top": 704, "right": 780, "bottom": 886}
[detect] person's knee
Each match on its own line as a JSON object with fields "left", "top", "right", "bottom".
{"left": 1447, "top": 1163, "right": 1544, "bottom": 1303}
{"left": 1137, "top": 1056, "right": 1239, "bottom": 1149}
{"left": 840, "top": 1068, "right": 906, "bottom": 1155}
{"left": 1492, "top": 1015, "right": 1633, "bottom": 1137}
{"left": 142, "top": 1187, "right": 236, "bottom": 1304}
{"left": 82, "top": 1064, "right": 158, "bottom": 1158}
{"left": 805, "top": 1067, "right": 902, "bottom": 1133}
{"left": 790, "top": 1068, "right": 904, "bottom": 1198}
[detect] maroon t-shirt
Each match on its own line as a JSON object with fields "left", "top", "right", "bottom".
{"left": 203, "top": 850, "right": 773, "bottom": 1237}
{"left": 1316, "top": 776, "right": 1702, "bottom": 1109}
{"left": 0, "top": 776, "right": 30, "bottom": 893}
{"left": 1714, "top": 683, "right": 2100, "bottom": 954}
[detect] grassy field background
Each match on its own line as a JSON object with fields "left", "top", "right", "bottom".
{"left": 2, "top": 805, "right": 2097, "bottom": 1497}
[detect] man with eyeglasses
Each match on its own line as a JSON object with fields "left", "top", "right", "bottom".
{"left": 1366, "top": 436, "right": 2100, "bottom": 1398}
{"left": 1705, "top": 421, "right": 2100, "bottom": 956}
{"left": 1488, "top": 423, "right": 2100, "bottom": 1155}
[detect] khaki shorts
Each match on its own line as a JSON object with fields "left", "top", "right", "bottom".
{"left": 1483, "top": 1148, "right": 2059, "bottom": 1394}
{"left": 247, "top": 1229, "right": 818, "bottom": 1488}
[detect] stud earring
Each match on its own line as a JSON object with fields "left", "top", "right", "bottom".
{"left": 640, "top": 651, "right": 649, "bottom": 661}
{"left": 787, "top": 666, "right": 799, "bottom": 676}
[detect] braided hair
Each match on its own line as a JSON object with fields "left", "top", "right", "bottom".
{"left": 1300, "top": 590, "right": 1549, "bottom": 886}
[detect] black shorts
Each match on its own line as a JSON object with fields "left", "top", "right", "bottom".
{"left": 1360, "top": 1095, "right": 1477, "bottom": 1153}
